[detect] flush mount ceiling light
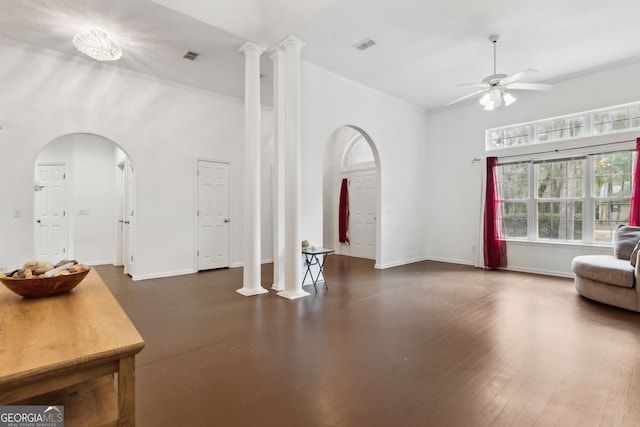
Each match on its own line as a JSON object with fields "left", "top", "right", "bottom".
{"left": 72, "top": 29, "right": 122, "bottom": 61}
{"left": 446, "top": 35, "right": 552, "bottom": 110}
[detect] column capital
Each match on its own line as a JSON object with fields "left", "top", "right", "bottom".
{"left": 277, "top": 36, "right": 306, "bottom": 51}
{"left": 239, "top": 41, "right": 266, "bottom": 56}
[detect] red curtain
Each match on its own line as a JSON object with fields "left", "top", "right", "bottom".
{"left": 338, "top": 178, "right": 350, "bottom": 244}
{"left": 484, "top": 157, "right": 507, "bottom": 268}
{"left": 629, "top": 138, "right": 640, "bottom": 226}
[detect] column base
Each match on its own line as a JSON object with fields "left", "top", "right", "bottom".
{"left": 271, "top": 283, "right": 285, "bottom": 291}
{"left": 277, "top": 289, "right": 310, "bottom": 300}
{"left": 236, "top": 287, "right": 269, "bottom": 297}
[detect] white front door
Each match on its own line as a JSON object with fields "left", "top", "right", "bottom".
{"left": 346, "top": 169, "right": 376, "bottom": 259}
{"left": 197, "top": 160, "right": 230, "bottom": 270}
{"left": 35, "top": 164, "right": 68, "bottom": 262}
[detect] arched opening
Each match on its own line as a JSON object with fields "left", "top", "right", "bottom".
{"left": 323, "top": 125, "right": 381, "bottom": 265}
{"left": 34, "top": 133, "right": 135, "bottom": 275}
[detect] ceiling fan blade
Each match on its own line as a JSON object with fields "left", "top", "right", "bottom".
{"left": 501, "top": 69, "right": 538, "bottom": 85}
{"left": 456, "top": 83, "right": 489, "bottom": 88}
{"left": 446, "top": 89, "right": 488, "bottom": 106}
{"left": 506, "top": 82, "right": 553, "bottom": 91}
{"left": 448, "top": 36, "right": 553, "bottom": 107}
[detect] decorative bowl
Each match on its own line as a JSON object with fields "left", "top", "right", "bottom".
{"left": 0, "top": 268, "right": 90, "bottom": 298}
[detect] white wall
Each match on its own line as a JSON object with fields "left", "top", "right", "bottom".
{"left": 12, "top": 36, "right": 632, "bottom": 280}
{"left": 37, "top": 133, "right": 120, "bottom": 265}
{"left": 0, "top": 38, "right": 431, "bottom": 281}
{"left": 0, "top": 41, "right": 274, "bottom": 279}
{"left": 322, "top": 126, "right": 365, "bottom": 254}
{"left": 426, "top": 60, "right": 640, "bottom": 277}
{"left": 301, "top": 64, "right": 431, "bottom": 268}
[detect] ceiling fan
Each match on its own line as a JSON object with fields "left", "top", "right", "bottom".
{"left": 446, "top": 35, "right": 553, "bottom": 110}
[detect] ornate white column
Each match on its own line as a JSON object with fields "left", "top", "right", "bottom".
{"left": 278, "top": 36, "right": 309, "bottom": 300}
{"left": 270, "top": 49, "right": 285, "bottom": 292}
{"left": 237, "top": 42, "right": 268, "bottom": 297}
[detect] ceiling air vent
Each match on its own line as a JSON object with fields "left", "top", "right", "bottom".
{"left": 183, "top": 50, "right": 200, "bottom": 61}
{"left": 354, "top": 38, "right": 376, "bottom": 51}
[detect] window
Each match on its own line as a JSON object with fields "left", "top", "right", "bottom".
{"left": 535, "top": 158, "right": 583, "bottom": 240}
{"left": 487, "top": 101, "right": 640, "bottom": 150}
{"left": 496, "top": 150, "right": 634, "bottom": 243}
{"left": 496, "top": 163, "right": 528, "bottom": 237}
{"left": 536, "top": 116, "right": 585, "bottom": 143}
{"left": 344, "top": 135, "right": 374, "bottom": 167}
{"left": 593, "top": 106, "right": 640, "bottom": 135}
{"left": 592, "top": 151, "right": 633, "bottom": 242}
{"left": 489, "top": 126, "right": 530, "bottom": 148}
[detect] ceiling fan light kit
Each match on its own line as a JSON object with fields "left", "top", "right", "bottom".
{"left": 446, "top": 34, "right": 552, "bottom": 110}
{"left": 479, "top": 88, "right": 516, "bottom": 110}
{"left": 72, "top": 29, "right": 122, "bottom": 61}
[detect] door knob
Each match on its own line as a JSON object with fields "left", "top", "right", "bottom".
{"left": 224, "top": 219, "right": 230, "bottom": 223}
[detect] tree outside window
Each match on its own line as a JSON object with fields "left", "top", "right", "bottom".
{"left": 536, "top": 159, "right": 583, "bottom": 240}
{"left": 496, "top": 163, "right": 528, "bottom": 238}
{"left": 495, "top": 150, "right": 633, "bottom": 243}
{"left": 593, "top": 151, "right": 633, "bottom": 242}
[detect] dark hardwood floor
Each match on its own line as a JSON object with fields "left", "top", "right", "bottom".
{"left": 95, "top": 256, "right": 640, "bottom": 426}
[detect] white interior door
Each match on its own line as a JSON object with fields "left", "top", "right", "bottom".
{"left": 197, "top": 160, "right": 230, "bottom": 270}
{"left": 115, "top": 161, "right": 125, "bottom": 266}
{"left": 35, "top": 163, "right": 68, "bottom": 262}
{"left": 347, "top": 169, "right": 376, "bottom": 259}
{"left": 124, "top": 161, "right": 135, "bottom": 275}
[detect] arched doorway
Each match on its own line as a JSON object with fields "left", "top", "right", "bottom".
{"left": 323, "top": 125, "right": 381, "bottom": 265}
{"left": 34, "top": 133, "right": 135, "bottom": 274}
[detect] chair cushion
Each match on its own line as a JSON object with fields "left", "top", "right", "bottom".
{"left": 572, "top": 255, "right": 635, "bottom": 288}
{"left": 632, "top": 241, "right": 640, "bottom": 267}
{"left": 614, "top": 226, "right": 640, "bottom": 260}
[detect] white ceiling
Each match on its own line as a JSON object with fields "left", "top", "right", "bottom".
{"left": 2, "top": 0, "right": 640, "bottom": 111}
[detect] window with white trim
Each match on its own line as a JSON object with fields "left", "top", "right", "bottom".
{"left": 536, "top": 116, "right": 585, "bottom": 143}
{"left": 496, "top": 150, "right": 634, "bottom": 243}
{"left": 592, "top": 151, "right": 633, "bottom": 242}
{"left": 487, "top": 101, "right": 640, "bottom": 150}
{"left": 593, "top": 106, "right": 640, "bottom": 135}
{"left": 535, "top": 158, "right": 583, "bottom": 240}
{"left": 496, "top": 163, "right": 528, "bottom": 237}
{"left": 344, "top": 135, "right": 374, "bottom": 167}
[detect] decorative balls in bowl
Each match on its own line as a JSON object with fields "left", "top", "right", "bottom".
{"left": 0, "top": 260, "right": 90, "bottom": 298}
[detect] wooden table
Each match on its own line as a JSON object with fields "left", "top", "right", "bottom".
{"left": 0, "top": 268, "right": 145, "bottom": 426}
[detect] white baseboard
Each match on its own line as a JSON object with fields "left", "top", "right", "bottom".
{"left": 423, "top": 256, "right": 475, "bottom": 267}
{"left": 501, "top": 265, "right": 574, "bottom": 279}
{"left": 425, "top": 256, "right": 572, "bottom": 278}
{"left": 125, "top": 257, "right": 572, "bottom": 281}
{"left": 230, "top": 259, "right": 277, "bottom": 269}
{"left": 85, "top": 260, "right": 115, "bottom": 266}
{"left": 375, "top": 256, "right": 430, "bottom": 269}
{"left": 131, "top": 268, "right": 196, "bottom": 281}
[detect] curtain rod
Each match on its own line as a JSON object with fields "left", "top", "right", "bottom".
{"left": 472, "top": 138, "right": 638, "bottom": 163}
